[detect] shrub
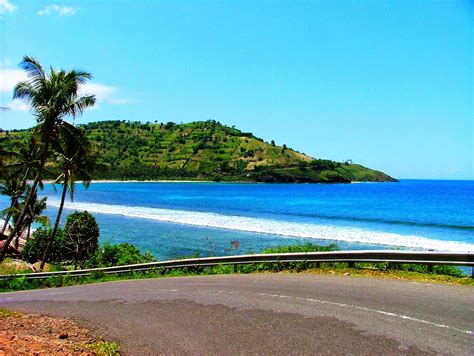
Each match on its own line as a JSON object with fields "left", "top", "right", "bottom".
{"left": 261, "top": 243, "right": 338, "bottom": 254}
{"left": 22, "top": 227, "right": 69, "bottom": 264}
{"left": 86, "top": 243, "right": 156, "bottom": 268}
{"left": 65, "top": 211, "right": 100, "bottom": 267}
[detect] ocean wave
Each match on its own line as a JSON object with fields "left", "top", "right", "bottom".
{"left": 281, "top": 212, "right": 474, "bottom": 231}
{"left": 49, "top": 200, "right": 474, "bottom": 252}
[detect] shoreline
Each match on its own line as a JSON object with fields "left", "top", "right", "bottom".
{"left": 41, "top": 179, "right": 382, "bottom": 184}
{"left": 91, "top": 179, "right": 212, "bottom": 183}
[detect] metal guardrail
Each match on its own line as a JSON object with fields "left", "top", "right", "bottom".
{"left": 1, "top": 250, "right": 473, "bottom": 280}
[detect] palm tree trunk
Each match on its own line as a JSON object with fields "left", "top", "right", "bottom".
{"left": 27, "top": 224, "right": 31, "bottom": 242}
{"left": 1, "top": 201, "right": 15, "bottom": 234}
{"left": 14, "top": 229, "right": 20, "bottom": 250}
{"left": 0, "top": 145, "right": 48, "bottom": 261}
{"left": 2, "top": 171, "right": 29, "bottom": 233}
{"left": 39, "top": 173, "right": 68, "bottom": 271}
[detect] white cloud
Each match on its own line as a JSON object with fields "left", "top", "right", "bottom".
{"left": 38, "top": 4, "right": 77, "bottom": 16}
{"left": 0, "top": 0, "right": 16, "bottom": 15}
{"left": 0, "top": 76, "right": 132, "bottom": 111}
{"left": 80, "top": 82, "right": 134, "bottom": 106}
{"left": 80, "top": 82, "right": 117, "bottom": 101}
{"left": 0, "top": 68, "right": 27, "bottom": 92}
{"left": 5, "top": 98, "right": 28, "bottom": 111}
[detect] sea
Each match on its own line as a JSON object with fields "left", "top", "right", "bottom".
{"left": 2, "top": 180, "right": 474, "bottom": 260}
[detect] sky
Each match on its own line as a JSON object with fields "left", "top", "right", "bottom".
{"left": 0, "top": 0, "right": 472, "bottom": 180}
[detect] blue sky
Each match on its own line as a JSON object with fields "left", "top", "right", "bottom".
{"left": 0, "top": 1, "right": 472, "bottom": 180}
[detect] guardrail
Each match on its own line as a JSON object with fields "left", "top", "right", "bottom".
{"left": 1, "top": 250, "right": 473, "bottom": 280}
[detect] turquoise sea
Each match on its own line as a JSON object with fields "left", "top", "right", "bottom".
{"left": 2, "top": 180, "right": 474, "bottom": 260}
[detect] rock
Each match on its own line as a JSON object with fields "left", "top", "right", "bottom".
{"left": 58, "top": 333, "right": 69, "bottom": 339}
{"left": 32, "top": 262, "right": 52, "bottom": 272}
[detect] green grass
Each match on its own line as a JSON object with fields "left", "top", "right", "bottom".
{"left": 85, "top": 341, "right": 120, "bottom": 356}
{"left": 0, "top": 258, "right": 32, "bottom": 275}
{"left": 1, "top": 243, "right": 469, "bottom": 292}
{"left": 2, "top": 120, "right": 396, "bottom": 182}
{"left": 0, "top": 308, "right": 20, "bottom": 317}
{"left": 0, "top": 261, "right": 472, "bottom": 293}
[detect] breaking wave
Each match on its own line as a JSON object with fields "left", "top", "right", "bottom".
{"left": 49, "top": 200, "right": 474, "bottom": 252}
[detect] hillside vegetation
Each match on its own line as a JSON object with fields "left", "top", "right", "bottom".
{"left": 2, "top": 120, "right": 396, "bottom": 183}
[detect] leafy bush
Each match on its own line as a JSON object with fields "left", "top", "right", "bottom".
{"left": 86, "top": 243, "right": 156, "bottom": 268}
{"left": 22, "top": 227, "right": 69, "bottom": 264}
{"left": 22, "top": 211, "right": 100, "bottom": 266}
{"left": 261, "top": 243, "right": 338, "bottom": 254}
{"left": 384, "top": 262, "right": 465, "bottom": 277}
{"left": 65, "top": 211, "right": 100, "bottom": 267}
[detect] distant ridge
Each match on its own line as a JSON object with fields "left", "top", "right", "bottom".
{"left": 2, "top": 120, "right": 397, "bottom": 183}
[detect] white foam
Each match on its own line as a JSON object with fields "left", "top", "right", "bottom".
{"left": 49, "top": 200, "right": 474, "bottom": 252}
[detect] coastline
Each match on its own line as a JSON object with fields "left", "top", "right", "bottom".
{"left": 42, "top": 179, "right": 386, "bottom": 184}
{"left": 40, "top": 179, "right": 214, "bottom": 184}
{"left": 90, "top": 179, "right": 212, "bottom": 183}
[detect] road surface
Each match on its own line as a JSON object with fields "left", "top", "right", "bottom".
{"left": 0, "top": 274, "right": 472, "bottom": 354}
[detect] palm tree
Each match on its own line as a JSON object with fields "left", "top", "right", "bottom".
{"left": 40, "top": 130, "right": 99, "bottom": 270}
{"left": 0, "top": 136, "right": 9, "bottom": 177}
{"left": 1, "top": 56, "right": 96, "bottom": 261}
{"left": 17, "top": 189, "right": 49, "bottom": 249}
{"left": 1, "top": 135, "right": 43, "bottom": 234}
{"left": 1, "top": 177, "right": 23, "bottom": 229}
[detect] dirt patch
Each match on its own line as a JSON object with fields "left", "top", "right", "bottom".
{"left": 0, "top": 308, "right": 117, "bottom": 355}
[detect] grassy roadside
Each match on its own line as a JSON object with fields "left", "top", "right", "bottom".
{"left": 0, "top": 261, "right": 472, "bottom": 293}
{"left": 1, "top": 243, "right": 472, "bottom": 292}
{"left": 296, "top": 266, "right": 474, "bottom": 285}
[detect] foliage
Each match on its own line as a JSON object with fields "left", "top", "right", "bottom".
{"left": 261, "top": 243, "right": 338, "bottom": 254}
{"left": 0, "top": 242, "right": 470, "bottom": 291}
{"left": 0, "top": 56, "right": 95, "bottom": 261}
{"left": 22, "top": 211, "right": 101, "bottom": 267}
{"left": 85, "top": 341, "right": 120, "bottom": 355}
{"left": 22, "top": 227, "right": 69, "bottom": 264}
{"left": 0, "top": 260, "right": 471, "bottom": 293}
{"left": 0, "top": 308, "right": 20, "bottom": 317}
{"left": 64, "top": 211, "right": 100, "bottom": 266}
{"left": 86, "top": 242, "right": 156, "bottom": 268}
{"left": 383, "top": 262, "right": 466, "bottom": 277}
{"left": 1, "top": 120, "right": 396, "bottom": 183}
{"left": 0, "top": 259, "right": 31, "bottom": 275}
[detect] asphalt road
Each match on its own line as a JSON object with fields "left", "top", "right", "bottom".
{"left": 0, "top": 274, "right": 472, "bottom": 354}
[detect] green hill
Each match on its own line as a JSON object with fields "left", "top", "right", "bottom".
{"left": 2, "top": 120, "right": 396, "bottom": 183}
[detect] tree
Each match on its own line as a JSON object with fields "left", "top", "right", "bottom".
{"left": 39, "top": 130, "right": 99, "bottom": 270}
{"left": 20, "top": 187, "right": 49, "bottom": 247}
{"left": 1, "top": 135, "right": 43, "bottom": 235}
{"left": 1, "top": 56, "right": 96, "bottom": 261}
{"left": 64, "top": 211, "right": 99, "bottom": 267}
{"left": 0, "top": 177, "right": 23, "bottom": 236}
{"left": 22, "top": 227, "right": 68, "bottom": 264}
{"left": 271, "top": 140, "right": 275, "bottom": 146}
{"left": 0, "top": 136, "right": 11, "bottom": 179}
